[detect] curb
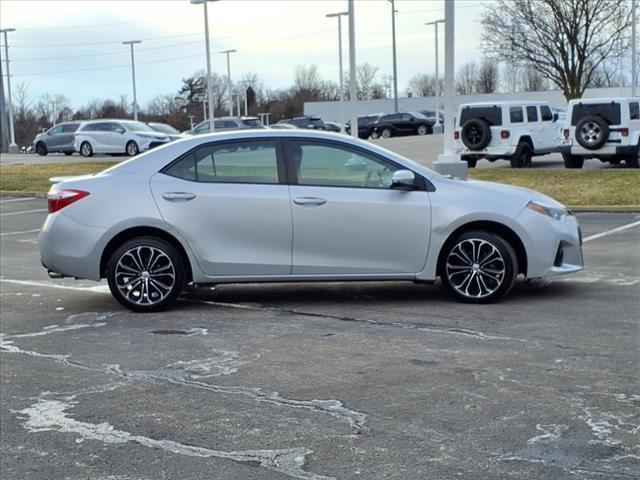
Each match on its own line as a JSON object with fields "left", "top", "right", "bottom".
{"left": 0, "top": 191, "right": 47, "bottom": 198}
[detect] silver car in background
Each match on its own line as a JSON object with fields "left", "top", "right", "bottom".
{"left": 187, "top": 116, "right": 265, "bottom": 135}
{"left": 74, "top": 119, "right": 171, "bottom": 157}
{"left": 40, "top": 130, "right": 584, "bottom": 312}
{"left": 33, "top": 121, "right": 82, "bottom": 156}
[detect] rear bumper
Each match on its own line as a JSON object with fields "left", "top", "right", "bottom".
{"left": 560, "top": 142, "right": 635, "bottom": 157}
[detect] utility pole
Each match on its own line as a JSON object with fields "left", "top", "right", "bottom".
{"left": 191, "top": 0, "right": 219, "bottom": 132}
{"left": 632, "top": 0, "right": 637, "bottom": 97}
{"left": 122, "top": 40, "right": 141, "bottom": 121}
{"left": 0, "top": 39, "right": 9, "bottom": 153}
{"left": 348, "top": 0, "right": 358, "bottom": 139}
{"left": 426, "top": 19, "right": 444, "bottom": 133}
{"left": 188, "top": 115, "right": 195, "bottom": 129}
{"left": 1, "top": 28, "right": 18, "bottom": 153}
{"left": 388, "top": 0, "right": 399, "bottom": 113}
{"left": 219, "top": 49, "right": 236, "bottom": 116}
{"left": 326, "top": 11, "right": 349, "bottom": 132}
{"left": 243, "top": 83, "right": 248, "bottom": 116}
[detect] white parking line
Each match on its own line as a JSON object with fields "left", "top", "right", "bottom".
{"left": 583, "top": 220, "right": 640, "bottom": 243}
{"left": 0, "top": 208, "right": 48, "bottom": 217}
{"left": 0, "top": 278, "right": 109, "bottom": 293}
{"left": 0, "top": 228, "right": 41, "bottom": 237}
{"left": 0, "top": 197, "right": 36, "bottom": 203}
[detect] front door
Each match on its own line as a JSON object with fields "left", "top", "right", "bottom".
{"left": 286, "top": 140, "right": 431, "bottom": 275}
{"left": 150, "top": 139, "right": 292, "bottom": 277}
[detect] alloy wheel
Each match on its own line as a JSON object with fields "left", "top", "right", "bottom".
{"left": 579, "top": 122, "right": 602, "bottom": 147}
{"left": 445, "top": 238, "right": 506, "bottom": 299}
{"left": 114, "top": 246, "right": 176, "bottom": 306}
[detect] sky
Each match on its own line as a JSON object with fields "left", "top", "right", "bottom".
{"left": 0, "top": 0, "right": 487, "bottom": 110}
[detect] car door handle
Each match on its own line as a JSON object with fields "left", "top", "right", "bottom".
{"left": 162, "top": 192, "right": 197, "bottom": 202}
{"left": 293, "top": 196, "right": 327, "bottom": 206}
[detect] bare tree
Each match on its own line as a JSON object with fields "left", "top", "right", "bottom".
{"left": 356, "top": 62, "right": 380, "bottom": 99}
{"left": 520, "top": 67, "right": 547, "bottom": 91}
{"left": 456, "top": 62, "right": 478, "bottom": 95}
{"left": 406, "top": 73, "right": 437, "bottom": 97}
{"left": 293, "top": 64, "right": 323, "bottom": 96}
{"left": 476, "top": 58, "right": 499, "bottom": 93}
{"left": 35, "top": 93, "right": 72, "bottom": 125}
{"left": 481, "top": 0, "right": 632, "bottom": 100}
{"left": 502, "top": 61, "right": 522, "bottom": 93}
{"left": 13, "top": 82, "right": 38, "bottom": 146}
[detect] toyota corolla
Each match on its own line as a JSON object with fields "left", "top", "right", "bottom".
{"left": 40, "top": 130, "right": 583, "bottom": 312}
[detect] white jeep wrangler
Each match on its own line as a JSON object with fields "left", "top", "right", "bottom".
{"left": 453, "top": 101, "right": 561, "bottom": 168}
{"left": 560, "top": 98, "right": 640, "bottom": 169}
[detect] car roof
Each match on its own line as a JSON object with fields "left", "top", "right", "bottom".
{"left": 460, "top": 101, "right": 551, "bottom": 107}
{"left": 567, "top": 97, "right": 636, "bottom": 105}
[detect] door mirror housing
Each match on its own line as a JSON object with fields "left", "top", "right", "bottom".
{"left": 116, "top": 128, "right": 126, "bottom": 134}
{"left": 553, "top": 113, "right": 559, "bottom": 122}
{"left": 392, "top": 170, "right": 416, "bottom": 187}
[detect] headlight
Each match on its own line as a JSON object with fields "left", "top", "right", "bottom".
{"left": 138, "top": 134, "right": 164, "bottom": 140}
{"left": 526, "top": 201, "right": 569, "bottom": 221}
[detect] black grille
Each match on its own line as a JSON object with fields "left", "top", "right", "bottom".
{"left": 554, "top": 244, "right": 564, "bottom": 267}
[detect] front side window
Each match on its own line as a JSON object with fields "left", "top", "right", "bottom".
{"left": 94, "top": 123, "right": 112, "bottom": 132}
{"left": 540, "top": 105, "right": 553, "bottom": 121}
{"left": 164, "top": 140, "right": 279, "bottom": 184}
{"left": 49, "top": 126, "right": 64, "bottom": 135}
{"left": 630, "top": 102, "right": 639, "bottom": 120}
{"left": 526, "top": 106, "right": 538, "bottom": 122}
{"left": 194, "top": 122, "right": 210, "bottom": 133}
{"left": 509, "top": 107, "right": 524, "bottom": 123}
{"left": 290, "top": 141, "right": 399, "bottom": 189}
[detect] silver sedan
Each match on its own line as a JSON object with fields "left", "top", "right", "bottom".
{"left": 40, "top": 130, "right": 583, "bottom": 312}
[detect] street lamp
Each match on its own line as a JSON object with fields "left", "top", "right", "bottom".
{"left": 348, "top": 0, "right": 357, "bottom": 139}
{"left": 1, "top": 28, "right": 18, "bottom": 153}
{"left": 326, "top": 11, "right": 349, "bottom": 132}
{"left": 387, "top": 0, "right": 399, "bottom": 113}
{"left": 632, "top": 0, "right": 637, "bottom": 97}
{"left": 218, "top": 48, "right": 236, "bottom": 116}
{"left": 425, "top": 19, "right": 444, "bottom": 133}
{"left": 122, "top": 40, "right": 142, "bottom": 121}
{"left": 191, "top": 0, "right": 220, "bottom": 132}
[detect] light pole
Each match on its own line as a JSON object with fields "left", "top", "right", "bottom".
{"left": 1, "top": 28, "right": 18, "bottom": 153}
{"left": 326, "top": 11, "right": 349, "bottom": 132}
{"left": 348, "top": 0, "right": 357, "bottom": 139}
{"left": 122, "top": 40, "right": 142, "bottom": 121}
{"left": 191, "top": 0, "right": 219, "bottom": 132}
{"left": 426, "top": 19, "right": 444, "bottom": 133}
{"left": 387, "top": 0, "right": 399, "bottom": 113}
{"left": 218, "top": 48, "right": 236, "bottom": 116}
{"left": 632, "top": 0, "right": 637, "bottom": 96}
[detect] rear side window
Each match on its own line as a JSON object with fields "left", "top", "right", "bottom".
{"left": 526, "top": 106, "right": 538, "bottom": 122}
{"left": 94, "top": 123, "right": 111, "bottom": 132}
{"left": 540, "top": 106, "right": 553, "bottom": 121}
{"left": 571, "top": 103, "right": 621, "bottom": 126}
{"left": 630, "top": 102, "right": 639, "bottom": 120}
{"left": 62, "top": 124, "right": 79, "bottom": 133}
{"left": 81, "top": 124, "right": 96, "bottom": 132}
{"left": 460, "top": 106, "right": 502, "bottom": 126}
{"left": 164, "top": 140, "right": 279, "bottom": 184}
{"left": 509, "top": 107, "right": 524, "bottom": 123}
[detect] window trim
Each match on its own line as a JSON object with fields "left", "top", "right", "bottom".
{"left": 281, "top": 137, "right": 433, "bottom": 192}
{"left": 160, "top": 138, "right": 288, "bottom": 186}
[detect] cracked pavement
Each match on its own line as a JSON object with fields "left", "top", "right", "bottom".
{"left": 1, "top": 198, "right": 639, "bottom": 479}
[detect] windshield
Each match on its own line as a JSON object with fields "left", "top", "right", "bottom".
{"left": 242, "top": 118, "right": 264, "bottom": 127}
{"left": 149, "top": 123, "right": 179, "bottom": 134}
{"left": 410, "top": 111, "right": 428, "bottom": 120}
{"left": 121, "top": 121, "right": 157, "bottom": 133}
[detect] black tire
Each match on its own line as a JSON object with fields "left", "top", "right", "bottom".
{"left": 417, "top": 124, "right": 428, "bottom": 136}
{"left": 126, "top": 140, "right": 140, "bottom": 157}
{"left": 575, "top": 116, "right": 609, "bottom": 150}
{"left": 36, "top": 142, "right": 48, "bottom": 156}
{"left": 440, "top": 231, "right": 518, "bottom": 304}
{"left": 107, "top": 236, "right": 185, "bottom": 312}
{"left": 510, "top": 142, "right": 532, "bottom": 168}
{"left": 461, "top": 155, "right": 477, "bottom": 168}
{"left": 381, "top": 128, "right": 392, "bottom": 139}
{"left": 608, "top": 158, "right": 621, "bottom": 165}
{"left": 80, "top": 141, "right": 93, "bottom": 157}
{"left": 370, "top": 130, "right": 380, "bottom": 140}
{"left": 626, "top": 144, "right": 639, "bottom": 168}
{"left": 562, "top": 153, "right": 584, "bottom": 169}
{"left": 461, "top": 118, "right": 491, "bottom": 151}
{"left": 64, "top": 151, "right": 73, "bottom": 156}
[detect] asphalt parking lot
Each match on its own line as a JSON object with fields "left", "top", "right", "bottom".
{"left": 1, "top": 197, "right": 639, "bottom": 480}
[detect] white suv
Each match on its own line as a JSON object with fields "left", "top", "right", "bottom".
{"left": 560, "top": 98, "right": 639, "bottom": 168}
{"left": 74, "top": 120, "right": 171, "bottom": 157}
{"left": 453, "top": 101, "right": 561, "bottom": 168}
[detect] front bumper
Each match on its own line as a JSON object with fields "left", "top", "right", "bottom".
{"left": 140, "top": 139, "right": 171, "bottom": 151}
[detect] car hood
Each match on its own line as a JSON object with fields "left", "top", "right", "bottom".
{"left": 33, "top": 133, "right": 44, "bottom": 144}
{"left": 131, "top": 130, "right": 170, "bottom": 139}
{"left": 461, "top": 178, "right": 565, "bottom": 209}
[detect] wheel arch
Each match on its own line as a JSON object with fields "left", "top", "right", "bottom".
{"left": 517, "top": 135, "right": 535, "bottom": 150}
{"left": 100, "top": 226, "right": 193, "bottom": 282}
{"left": 436, "top": 220, "right": 527, "bottom": 277}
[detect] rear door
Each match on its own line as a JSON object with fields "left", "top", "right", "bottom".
{"left": 525, "top": 105, "right": 542, "bottom": 149}
{"left": 539, "top": 105, "right": 558, "bottom": 149}
{"left": 286, "top": 139, "right": 431, "bottom": 275}
{"left": 60, "top": 123, "right": 79, "bottom": 150}
{"left": 150, "top": 138, "right": 292, "bottom": 277}
{"left": 90, "top": 122, "right": 111, "bottom": 152}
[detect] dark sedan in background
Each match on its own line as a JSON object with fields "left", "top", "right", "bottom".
{"left": 371, "top": 112, "right": 433, "bottom": 139}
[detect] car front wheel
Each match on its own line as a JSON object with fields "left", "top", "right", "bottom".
{"left": 562, "top": 153, "right": 584, "bottom": 169}
{"left": 126, "top": 141, "right": 140, "bottom": 156}
{"left": 381, "top": 128, "right": 392, "bottom": 139}
{"left": 80, "top": 141, "right": 93, "bottom": 157}
{"left": 107, "top": 237, "right": 185, "bottom": 312}
{"left": 36, "top": 142, "right": 48, "bottom": 156}
{"left": 441, "top": 231, "right": 518, "bottom": 304}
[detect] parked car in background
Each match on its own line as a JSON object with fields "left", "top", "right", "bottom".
{"left": 560, "top": 97, "right": 639, "bottom": 168}
{"left": 270, "top": 123, "right": 298, "bottom": 130}
{"left": 345, "top": 114, "right": 384, "bottom": 139}
{"left": 453, "top": 101, "right": 561, "bottom": 168}
{"left": 419, "top": 110, "right": 445, "bottom": 129}
{"left": 147, "top": 122, "right": 184, "bottom": 141}
{"left": 278, "top": 116, "right": 326, "bottom": 130}
{"left": 324, "top": 121, "right": 342, "bottom": 132}
{"left": 33, "top": 122, "right": 82, "bottom": 156}
{"left": 187, "top": 117, "right": 264, "bottom": 135}
{"left": 74, "top": 120, "right": 171, "bottom": 157}
{"left": 40, "top": 129, "right": 583, "bottom": 312}
{"left": 370, "top": 112, "right": 434, "bottom": 139}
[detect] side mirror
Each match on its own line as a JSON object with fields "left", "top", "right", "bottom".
{"left": 392, "top": 169, "right": 416, "bottom": 187}
{"left": 553, "top": 113, "right": 559, "bottom": 122}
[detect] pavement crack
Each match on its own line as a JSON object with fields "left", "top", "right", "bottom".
{"left": 15, "top": 398, "right": 335, "bottom": 480}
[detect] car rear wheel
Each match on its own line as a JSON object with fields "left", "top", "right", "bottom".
{"left": 36, "top": 142, "right": 48, "bottom": 156}
{"left": 510, "top": 142, "right": 532, "bottom": 168}
{"left": 80, "top": 141, "right": 93, "bottom": 157}
{"left": 441, "top": 231, "right": 518, "bottom": 304}
{"left": 107, "top": 236, "right": 185, "bottom": 312}
{"left": 370, "top": 130, "right": 380, "bottom": 139}
{"left": 381, "top": 128, "right": 392, "bottom": 139}
{"left": 126, "top": 141, "right": 140, "bottom": 156}
{"left": 626, "top": 144, "right": 639, "bottom": 168}
{"left": 562, "top": 153, "right": 584, "bottom": 169}
{"left": 417, "top": 125, "right": 428, "bottom": 135}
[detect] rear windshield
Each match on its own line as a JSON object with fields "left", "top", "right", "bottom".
{"left": 241, "top": 118, "right": 264, "bottom": 127}
{"left": 460, "top": 106, "right": 502, "bottom": 126}
{"left": 571, "top": 103, "right": 621, "bottom": 126}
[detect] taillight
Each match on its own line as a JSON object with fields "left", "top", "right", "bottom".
{"left": 454, "top": 131, "right": 460, "bottom": 140}
{"left": 500, "top": 130, "right": 510, "bottom": 139}
{"left": 563, "top": 128, "right": 569, "bottom": 139}
{"left": 620, "top": 127, "right": 629, "bottom": 137}
{"left": 47, "top": 189, "right": 90, "bottom": 213}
